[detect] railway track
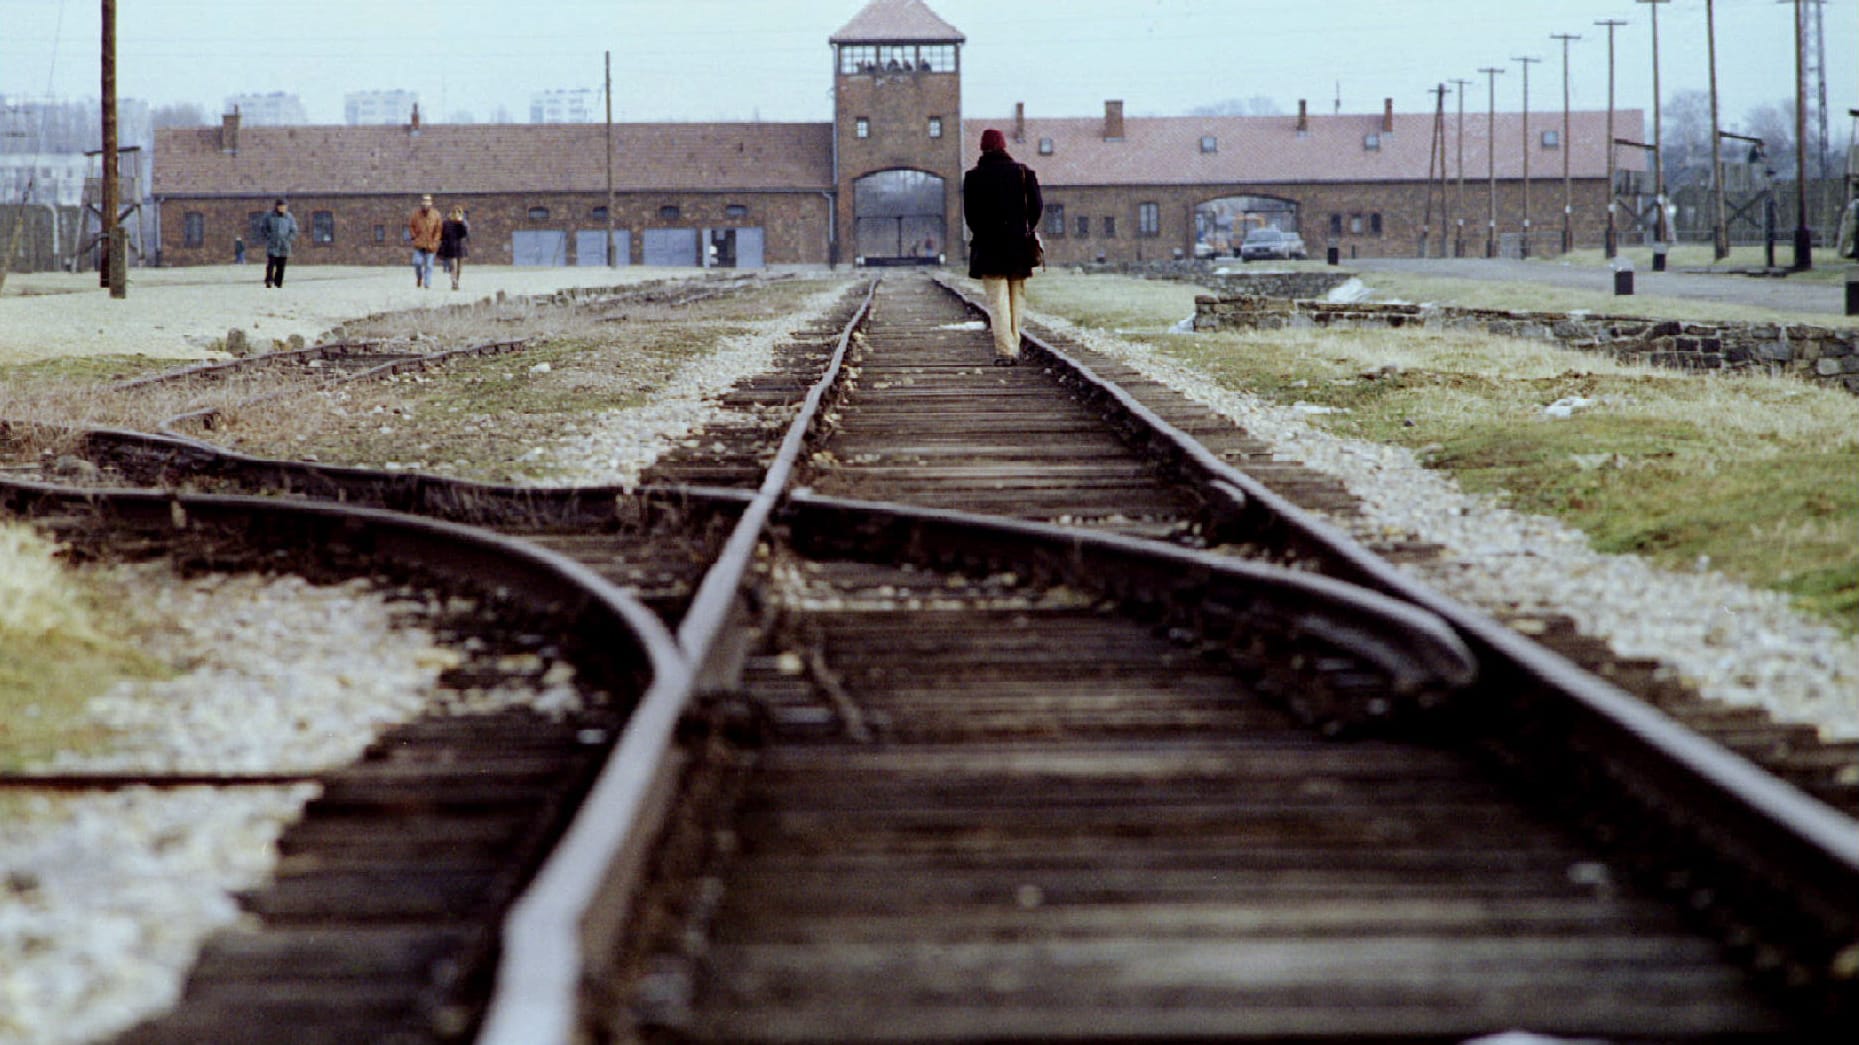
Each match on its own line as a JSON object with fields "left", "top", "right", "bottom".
{"left": 0, "top": 270, "right": 1854, "bottom": 1042}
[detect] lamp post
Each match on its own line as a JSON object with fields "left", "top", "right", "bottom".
{"left": 1452, "top": 78, "right": 1472, "bottom": 257}
{"left": 1514, "top": 55, "right": 1540, "bottom": 258}
{"left": 1596, "top": 18, "right": 1627, "bottom": 257}
{"left": 1638, "top": 0, "right": 1671, "bottom": 248}
{"left": 1790, "top": 0, "right": 1813, "bottom": 270}
{"left": 1552, "top": 34, "right": 1580, "bottom": 255}
{"left": 1480, "top": 66, "right": 1505, "bottom": 257}
{"left": 1707, "top": 1, "right": 1729, "bottom": 259}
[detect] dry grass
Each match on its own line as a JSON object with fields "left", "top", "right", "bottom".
{"left": 1029, "top": 270, "right": 1859, "bottom": 629}
{"left": 207, "top": 276, "right": 846, "bottom": 481}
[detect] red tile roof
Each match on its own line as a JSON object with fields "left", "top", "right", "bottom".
{"left": 971, "top": 108, "right": 1647, "bottom": 186}
{"left": 153, "top": 122, "right": 836, "bottom": 197}
{"left": 831, "top": 0, "right": 965, "bottom": 43}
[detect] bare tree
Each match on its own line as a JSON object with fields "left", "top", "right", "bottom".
{"left": 1742, "top": 99, "right": 1797, "bottom": 179}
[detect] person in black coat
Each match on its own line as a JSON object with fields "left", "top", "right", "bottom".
{"left": 963, "top": 128, "right": 1043, "bottom": 365}
{"left": 437, "top": 206, "right": 470, "bottom": 290}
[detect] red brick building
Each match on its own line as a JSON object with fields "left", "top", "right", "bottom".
{"left": 151, "top": 0, "right": 1643, "bottom": 269}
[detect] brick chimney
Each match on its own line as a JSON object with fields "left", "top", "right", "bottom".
{"left": 409, "top": 102, "right": 421, "bottom": 136}
{"left": 219, "top": 107, "right": 240, "bottom": 154}
{"left": 1103, "top": 99, "right": 1125, "bottom": 141}
{"left": 1013, "top": 102, "right": 1025, "bottom": 143}
{"left": 1296, "top": 99, "right": 1308, "bottom": 134}
{"left": 1382, "top": 98, "right": 1394, "bottom": 134}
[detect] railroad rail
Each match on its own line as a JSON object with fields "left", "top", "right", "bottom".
{"left": 0, "top": 271, "right": 1853, "bottom": 1042}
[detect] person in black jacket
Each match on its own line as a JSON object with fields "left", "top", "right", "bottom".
{"left": 963, "top": 128, "right": 1042, "bottom": 365}
{"left": 437, "top": 206, "right": 470, "bottom": 290}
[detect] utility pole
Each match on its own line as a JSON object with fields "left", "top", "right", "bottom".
{"left": 1552, "top": 33, "right": 1580, "bottom": 254}
{"left": 1596, "top": 18, "right": 1627, "bottom": 257}
{"left": 1790, "top": 0, "right": 1813, "bottom": 269}
{"left": 605, "top": 51, "right": 616, "bottom": 269}
{"left": 1708, "top": 1, "right": 1729, "bottom": 259}
{"left": 1637, "top": 0, "right": 1670, "bottom": 246}
{"left": 1514, "top": 55, "right": 1540, "bottom": 258}
{"left": 1452, "top": 78, "right": 1472, "bottom": 257}
{"left": 1422, "top": 83, "right": 1447, "bottom": 258}
{"left": 100, "top": 0, "right": 126, "bottom": 297}
{"left": 1481, "top": 66, "right": 1505, "bottom": 258}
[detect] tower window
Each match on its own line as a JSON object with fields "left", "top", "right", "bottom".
{"left": 928, "top": 116, "right": 942, "bottom": 139}
{"left": 838, "top": 45, "right": 878, "bottom": 74}
{"left": 856, "top": 117, "right": 870, "bottom": 139}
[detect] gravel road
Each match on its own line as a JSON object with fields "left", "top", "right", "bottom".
{"left": 0, "top": 264, "right": 706, "bottom": 365}
{"left": 1352, "top": 255, "right": 1857, "bottom": 317}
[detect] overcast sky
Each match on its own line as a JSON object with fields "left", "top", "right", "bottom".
{"left": 2, "top": 0, "right": 1854, "bottom": 137}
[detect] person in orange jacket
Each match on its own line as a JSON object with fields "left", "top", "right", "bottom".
{"left": 408, "top": 194, "right": 444, "bottom": 288}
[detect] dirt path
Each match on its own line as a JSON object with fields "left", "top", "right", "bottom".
{"left": 1353, "top": 256, "right": 1854, "bottom": 318}
{"left": 0, "top": 264, "right": 754, "bottom": 365}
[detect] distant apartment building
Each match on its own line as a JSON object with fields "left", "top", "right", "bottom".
{"left": 344, "top": 90, "right": 418, "bottom": 126}
{"left": 530, "top": 89, "right": 600, "bottom": 124}
{"left": 0, "top": 153, "right": 90, "bottom": 206}
{"left": 225, "top": 92, "right": 308, "bottom": 126}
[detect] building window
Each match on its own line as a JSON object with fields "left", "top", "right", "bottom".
{"left": 528, "top": 206, "right": 551, "bottom": 220}
{"left": 928, "top": 116, "right": 942, "bottom": 139}
{"left": 1541, "top": 129, "right": 1561, "bottom": 149}
{"left": 1075, "top": 215, "right": 1090, "bottom": 238}
{"left": 1044, "top": 204, "right": 1065, "bottom": 236}
{"left": 1363, "top": 133, "right": 1381, "bottom": 151}
{"left": 725, "top": 203, "right": 749, "bottom": 218}
{"left": 1330, "top": 213, "right": 1344, "bottom": 236}
{"left": 1349, "top": 213, "right": 1364, "bottom": 234}
{"left": 855, "top": 117, "right": 870, "bottom": 139}
{"left": 918, "top": 45, "right": 956, "bottom": 72}
{"left": 311, "top": 210, "right": 335, "bottom": 244}
{"left": 659, "top": 204, "right": 680, "bottom": 220}
{"left": 838, "top": 44, "right": 877, "bottom": 74}
{"left": 1137, "top": 202, "right": 1160, "bottom": 237}
{"left": 246, "top": 211, "right": 265, "bottom": 246}
{"left": 1200, "top": 135, "right": 1217, "bottom": 154}
{"left": 1370, "top": 212, "right": 1384, "bottom": 236}
{"left": 183, "top": 211, "right": 205, "bottom": 248}
{"left": 591, "top": 205, "right": 609, "bottom": 220}
{"left": 1102, "top": 216, "right": 1116, "bottom": 238}
{"left": 1038, "top": 137, "right": 1054, "bottom": 155}
{"left": 373, "top": 224, "right": 387, "bottom": 243}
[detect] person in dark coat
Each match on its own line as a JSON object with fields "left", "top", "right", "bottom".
{"left": 963, "top": 128, "right": 1043, "bottom": 365}
{"left": 437, "top": 206, "right": 470, "bottom": 290}
{"left": 259, "top": 199, "right": 297, "bottom": 288}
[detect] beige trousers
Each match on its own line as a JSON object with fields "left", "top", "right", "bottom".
{"left": 982, "top": 276, "right": 1027, "bottom": 358}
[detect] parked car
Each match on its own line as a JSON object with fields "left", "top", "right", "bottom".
{"left": 1239, "top": 227, "right": 1307, "bottom": 261}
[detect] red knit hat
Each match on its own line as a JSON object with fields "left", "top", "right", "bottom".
{"left": 980, "top": 128, "right": 1007, "bottom": 152}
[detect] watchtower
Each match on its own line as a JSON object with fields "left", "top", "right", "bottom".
{"left": 830, "top": 0, "right": 965, "bottom": 265}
